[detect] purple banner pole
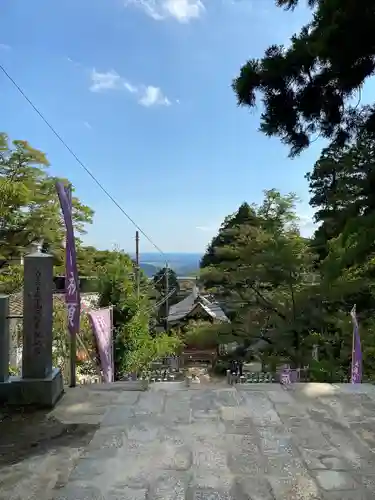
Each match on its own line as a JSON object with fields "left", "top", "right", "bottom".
{"left": 88, "top": 308, "right": 114, "bottom": 383}
{"left": 350, "top": 304, "right": 362, "bottom": 384}
{"left": 56, "top": 181, "right": 80, "bottom": 387}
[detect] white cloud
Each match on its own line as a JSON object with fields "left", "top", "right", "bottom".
{"left": 89, "top": 69, "right": 171, "bottom": 107}
{"left": 90, "top": 69, "right": 123, "bottom": 92}
{"left": 66, "top": 56, "right": 81, "bottom": 68}
{"left": 138, "top": 86, "right": 171, "bottom": 107}
{"left": 83, "top": 121, "right": 92, "bottom": 130}
{"left": 0, "top": 43, "right": 11, "bottom": 50}
{"left": 124, "top": 0, "right": 205, "bottom": 23}
{"left": 124, "top": 82, "right": 138, "bottom": 93}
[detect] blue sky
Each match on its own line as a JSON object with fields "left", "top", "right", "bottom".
{"left": 0, "top": 0, "right": 355, "bottom": 253}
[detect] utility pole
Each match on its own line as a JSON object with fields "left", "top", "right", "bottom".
{"left": 165, "top": 262, "right": 169, "bottom": 331}
{"left": 135, "top": 231, "right": 140, "bottom": 299}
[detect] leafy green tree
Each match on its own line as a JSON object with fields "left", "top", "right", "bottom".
{"left": 201, "top": 191, "right": 299, "bottom": 289}
{"left": 201, "top": 190, "right": 318, "bottom": 366}
{"left": 153, "top": 267, "right": 180, "bottom": 324}
{"left": 308, "top": 132, "right": 375, "bottom": 262}
{"left": 306, "top": 132, "right": 375, "bottom": 343}
{"left": 182, "top": 320, "right": 221, "bottom": 349}
{"left": 0, "top": 133, "right": 93, "bottom": 267}
{"left": 306, "top": 132, "right": 375, "bottom": 379}
{"left": 97, "top": 251, "right": 181, "bottom": 376}
{"left": 233, "top": 1, "right": 375, "bottom": 155}
{"left": 153, "top": 267, "right": 179, "bottom": 298}
{"left": 0, "top": 264, "right": 23, "bottom": 294}
{"left": 52, "top": 301, "right": 96, "bottom": 383}
{"left": 75, "top": 245, "right": 120, "bottom": 276}
{"left": 122, "top": 311, "right": 181, "bottom": 373}
{"left": 201, "top": 202, "right": 258, "bottom": 269}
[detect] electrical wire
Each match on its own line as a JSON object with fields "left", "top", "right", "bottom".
{"left": 152, "top": 267, "right": 170, "bottom": 286}
{"left": 152, "top": 287, "right": 177, "bottom": 309}
{"left": 0, "top": 64, "right": 166, "bottom": 258}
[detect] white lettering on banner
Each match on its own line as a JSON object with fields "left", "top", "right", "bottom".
{"left": 67, "top": 272, "right": 77, "bottom": 297}
{"left": 96, "top": 316, "right": 107, "bottom": 332}
{"left": 280, "top": 372, "right": 291, "bottom": 385}
{"left": 353, "top": 360, "right": 360, "bottom": 378}
{"left": 68, "top": 248, "right": 73, "bottom": 266}
{"left": 67, "top": 303, "right": 77, "bottom": 327}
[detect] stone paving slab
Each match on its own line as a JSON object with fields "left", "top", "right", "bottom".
{"left": 3, "top": 383, "right": 375, "bottom": 499}
{"left": 50, "top": 383, "right": 375, "bottom": 499}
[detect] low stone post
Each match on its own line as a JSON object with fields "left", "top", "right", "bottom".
{"left": 0, "top": 295, "right": 10, "bottom": 383}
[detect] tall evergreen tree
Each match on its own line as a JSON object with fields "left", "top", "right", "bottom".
{"left": 200, "top": 202, "right": 258, "bottom": 269}
{"left": 201, "top": 191, "right": 317, "bottom": 366}
{"left": 308, "top": 132, "right": 375, "bottom": 261}
{"left": 233, "top": 0, "right": 375, "bottom": 155}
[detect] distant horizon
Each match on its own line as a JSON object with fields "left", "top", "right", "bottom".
{"left": 138, "top": 252, "right": 203, "bottom": 255}
{"left": 135, "top": 252, "right": 203, "bottom": 259}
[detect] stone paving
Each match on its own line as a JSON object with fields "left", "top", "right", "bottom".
{"left": 51, "top": 382, "right": 375, "bottom": 500}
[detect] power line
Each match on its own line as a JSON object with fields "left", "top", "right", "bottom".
{"left": 153, "top": 287, "right": 177, "bottom": 309}
{"left": 151, "top": 264, "right": 172, "bottom": 285}
{"left": 0, "top": 64, "right": 166, "bottom": 257}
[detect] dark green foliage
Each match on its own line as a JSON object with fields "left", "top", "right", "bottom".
{"left": 200, "top": 202, "right": 258, "bottom": 269}
{"left": 153, "top": 267, "right": 180, "bottom": 298}
{"left": 199, "top": 179, "right": 375, "bottom": 379}
{"left": 153, "top": 267, "right": 180, "bottom": 323}
{"left": 97, "top": 252, "right": 181, "bottom": 376}
{"left": 308, "top": 132, "right": 375, "bottom": 260}
{"left": 307, "top": 133, "right": 375, "bottom": 350}
{"left": 201, "top": 191, "right": 319, "bottom": 366}
{"left": 233, "top": 0, "right": 375, "bottom": 155}
{"left": 0, "top": 133, "right": 93, "bottom": 266}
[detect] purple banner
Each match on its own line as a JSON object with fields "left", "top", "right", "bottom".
{"left": 88, "top": 308, "right": 113, "bottom": 383}
{"left": 350, "top": 304, "right": 362, "bottom": 384}
{"left": 280, "top": 365, "right": 299, "bottom": 385}
{"left": 56, "top": 181, "right": 80, "bottom": 337}
{"left": 280, "top": 368, "right": 291, "bottom": 385}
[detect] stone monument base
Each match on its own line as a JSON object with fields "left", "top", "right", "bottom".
{"left": 0, "top": 367, "right": 64, "bottom": 408}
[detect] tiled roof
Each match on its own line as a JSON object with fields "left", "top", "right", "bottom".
{"left": 8, "top": 291, "right": 99, "bottom": 317}
{"left": 167, "top": 286, "right": 229, "bottom": 323}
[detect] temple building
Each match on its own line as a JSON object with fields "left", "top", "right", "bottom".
{"left": 167, "top": 287, "right": 229, "bottom": 366}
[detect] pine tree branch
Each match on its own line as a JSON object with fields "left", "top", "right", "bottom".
{"left": 245, "top": 280, "right": 287, "bottom": 321}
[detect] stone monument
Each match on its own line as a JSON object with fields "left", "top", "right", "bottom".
{"left": 22, "top": 252, "right": 54, "bottom": 378}
{"left": 0, "top": 252, "right": 64, "bottom": 407}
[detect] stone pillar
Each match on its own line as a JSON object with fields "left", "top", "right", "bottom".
{"left": 22, "top": 252, "right": 53, "bottom": 379}
{"left": 0, "top": 295, "right": 10, "bottom": 383}
{"left": 312, "top": 344, "right": 319, "bottom": 361}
